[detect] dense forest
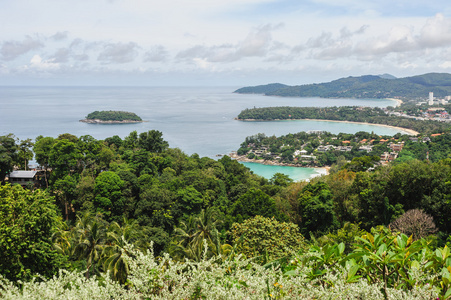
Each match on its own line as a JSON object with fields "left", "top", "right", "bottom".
{"left": 85, "top": 111, "right": 142, "bottom": 122}
{"left": 1, "top": 130, "right": 451, "bottom": 298}
{"left": 235, "top": 73, "right": 451, "bottom": 99}
{"left": 237, "top": 106, "right": 451, "bottom": 134}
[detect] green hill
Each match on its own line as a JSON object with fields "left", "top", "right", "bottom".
{"left": 234, "top": 83, "right": 288, "bottom": 94}
{"left": 235, "top": 73, "right": 451, "bottom": 99}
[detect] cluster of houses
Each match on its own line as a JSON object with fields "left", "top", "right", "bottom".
{"left": 392, "top": 107, "right": 451, "bottom": 122}
{"left": 427, "top": 92, "right": 451, "bottom": 106}
{"left": 243, "top": 135, "right": 416, "bottom": 166}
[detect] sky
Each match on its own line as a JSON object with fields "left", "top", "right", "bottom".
{"left": 1, "top": 0, "right": 451, "bottom": 86}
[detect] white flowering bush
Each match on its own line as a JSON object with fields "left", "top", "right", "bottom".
{"left": 0, "top": 240, "right": 440, "bottom": 299}
{"left": 0, "top": 269, "right": 130, "bottom": 300}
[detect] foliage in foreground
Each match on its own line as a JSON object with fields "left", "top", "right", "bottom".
{"left": 3, "top": 228, "right": 451, "bottom": 299}
{"left": 0, "top": 184, "right": 67, "bottom": 282}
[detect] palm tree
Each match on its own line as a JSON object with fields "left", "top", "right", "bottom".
{"left": 169, "top": 208, "right": 231, "bottom": 261}
{"left": 101, "top": 218, "right": 144, "bottom": 284}
{"left": 52, "top": 223, "right": 75, "bottom": 257}
{"left": 72, "top": 212, "right": 107, "bottom": 279}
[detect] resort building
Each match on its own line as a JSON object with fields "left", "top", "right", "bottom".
{"left": 8, "top": 170, "right": 38, "bottom": 187}
{"left": 389, "top": 142, "right": 404, "bottom": 152}
{"left": 429, "top": 92, "right": 434, "bottom": 105}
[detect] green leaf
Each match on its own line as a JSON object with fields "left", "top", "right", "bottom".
{"left": 444, "top": 288, "right": 451, "bottom": 299}
{"left": 284, "top": 270, "right": 297, "bottom": 276}
{"left": 376, "top": 244, "right": 387, "bottom": 256}
{"left": 411, "top": 260, "right": 420, "bottom": 269}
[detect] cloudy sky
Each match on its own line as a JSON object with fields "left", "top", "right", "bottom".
{"left": 1, "top": 0, "right": 450, "bottom": 86}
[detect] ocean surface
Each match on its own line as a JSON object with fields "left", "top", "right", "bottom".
{"left": 0, "top": 86, "right": 403, "bottom": 180}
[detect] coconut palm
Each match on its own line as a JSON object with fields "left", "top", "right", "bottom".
{"left": 72, "top": 212, "right": 108, "bottom": 279}
{"left": 101, "top": 218, "right": 144, "bottom": 283}
{"left": 169, "top": 208, "right": 231, "bottom": 261}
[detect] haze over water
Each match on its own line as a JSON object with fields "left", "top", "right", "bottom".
{"left": 1, "top": 86, "right": 404, "bottom": 180}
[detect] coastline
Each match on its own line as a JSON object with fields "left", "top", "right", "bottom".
{"left": 238, "top": 118, "right": 419, "bottom": 136}
{"left": 229, "top": 153, "right": 330, "bottom": 180}
{"left": 387, "top": 98, "right": 403, "bottom": 107}
{"left": 301, "top": 119, "right": 419, "bottom": 136}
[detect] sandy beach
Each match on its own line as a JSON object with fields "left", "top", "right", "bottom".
{"left": 387, "top": 98, "right": 404, "bottom": 107}
{"left": 238, "top": 116, "right": 419, "bottom": 136}
{"left": 229, "top": 152, "right": 330, "bottom": 180}
{"left": 301, "top": 119, "right": 419, "bottom": 136}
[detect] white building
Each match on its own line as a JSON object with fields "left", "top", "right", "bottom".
{"left": 429, "top": 92, "right": 434, "bottom": 105}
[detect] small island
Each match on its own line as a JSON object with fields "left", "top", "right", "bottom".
{"left": 80, "top": 110, "right": 143, "bottom": 124}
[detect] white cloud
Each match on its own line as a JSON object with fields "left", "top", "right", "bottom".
{"left": 29, "top": 54, "right": 60, "bottom": 70}
{"left": 51, "top": 31, "right": 68, "bottom": 41}
{"left": 50, "top": 48, "right": 70, "bottom": 63}
{"left": 418, "top": 13, "right": 451, "bottom": 48}
{"left": 176, "top": 24, "right": 280, "bottom": 64}
{"left": 144, "top": 46, "right": 169, "bottom": 62}
{"left": 0, "top": 36, "right": 43, "bottom": 61}
{"left": 1, "top": 1, "right": 451, "bottom": 85}
{"left": 439, "top": 61, "right": 451, "bottom": 69}
{"left": 98, "top": 42, "right": 139, "bottom": 64}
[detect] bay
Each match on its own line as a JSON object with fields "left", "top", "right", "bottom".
{"left": 0, "top": 86, "right": 404, "bottom": 180}
{"left": 240, "top": 162, "right": 327, "bottom": 181}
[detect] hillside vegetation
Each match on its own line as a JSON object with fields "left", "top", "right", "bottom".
{"left": 2, "top": 127, "right": 451, "bottom": 298}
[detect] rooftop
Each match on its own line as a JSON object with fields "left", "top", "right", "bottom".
{"left": 9, "top": 170, "right": 37, "bottom": 179}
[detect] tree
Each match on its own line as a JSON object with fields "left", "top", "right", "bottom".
{"left": 53, "top": 174, "right": 78, "bottom": 221}
{"left": 101, "top": 218, "right": 145, "bottom": 283}
{"left": 48, "top": 139, "right": 82, "bottom": 182}
{"left": 17, "top": 138, "right": 34, "bottom": 170}
{"left": 169, "top": 208, "right": 228, "bottom": 261}
{"left": 123, "top": 130, "right": 138, "bottom": 150}
{"left": 72, "top": 212, "right": 108, "bottom": 279}
{"left": 33, "top": 136, "right": 55, "bottom": 187}
{"left": 177, "top": 185, "right": 203, "bottom": 215}
{"left": 93, "top": 171, "right": 126, "bottom": 221}
{"left": 77, "top": 135, "right": 104, "bottom": 172}
{"left": 230, "top": 188, "right": 282, "bottom": 223}
{"left": 390, "top": 209, "right": 437, "bottom": 241}
{"left": 0, "top": 184, "right": 66, "bottom": 281}
{"left": 0, "top": 134, "right": 17, "bottom": 183}
{"left": 343, "top": 155, "right": 380, "bottom": 172}
{"left": 104, "top": 135, "right": 123, "bottom": 148}
{"left": 138, "top": 130, "right": 169, "bottom": 153}
{"left": 298, "top": 182, "right": 339, "bottom": 236}
{"left": 270, "top": 172, "right": 293, "bottom": 187}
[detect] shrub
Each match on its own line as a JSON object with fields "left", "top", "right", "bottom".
{"left": 229, "top": 215, "right": 304, "bottom": 263}
{"left": 390, "top": 209, "right": 437, "bottom": 240}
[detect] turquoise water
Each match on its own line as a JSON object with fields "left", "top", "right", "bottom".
{"left": 0, "top": 86, "right": 403, "bottom": 181}
{"left": 240, "top": 162, "right": 323, "bottom": 181}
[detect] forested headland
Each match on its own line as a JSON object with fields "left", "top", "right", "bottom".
{"left": 237, "top": 106, "right": 451, "bottom": 134}
{"left": 235, "top": 72, "right": 451, "bottom": 99}
{"left": 1, "top": 130, "right": 451, "bottom": 299}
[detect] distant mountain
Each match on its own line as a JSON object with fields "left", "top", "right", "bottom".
{"left": 377, "top": 73, "right": 397, "bottom": 80}
{"left": 234, "top": 73, "right": 451, "bottom": 99}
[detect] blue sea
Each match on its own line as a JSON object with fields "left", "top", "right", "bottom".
{"left": 0, "top": 86, "right": 403, "bottom": 181}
